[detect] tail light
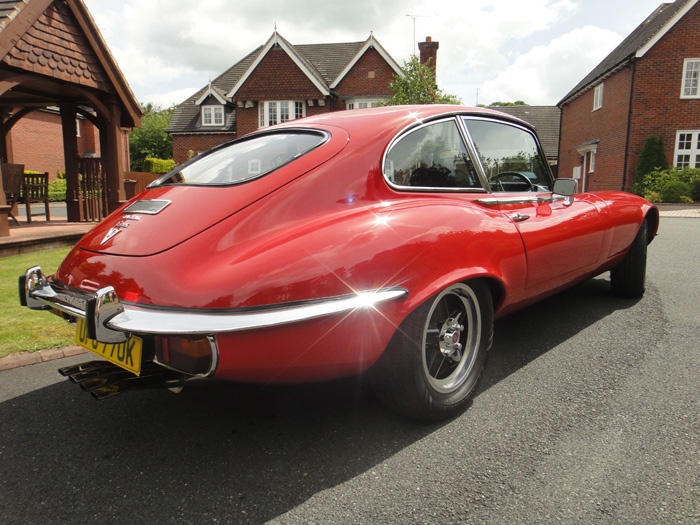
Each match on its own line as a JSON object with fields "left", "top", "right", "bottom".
{"left": 154, "top": 335, "right": 216, "bottom": 376}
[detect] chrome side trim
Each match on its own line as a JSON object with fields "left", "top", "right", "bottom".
{"left": 107, "top": 288, "right": 408, "bottom": 335}
{"left": 21, "top": 267, "right": 408, "bottom": 342}
{"left": 475, "top": 194, "right": 568, "bottom": 206}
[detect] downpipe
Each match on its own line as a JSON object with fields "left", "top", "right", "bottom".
{"left": 58, "top": 360, "right": 187, "bottom": 400}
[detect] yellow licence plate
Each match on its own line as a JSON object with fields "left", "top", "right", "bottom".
{"left": 75, "top": 318, "right": 143, "bottom": 376}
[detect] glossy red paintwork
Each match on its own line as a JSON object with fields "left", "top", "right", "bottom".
{"left": 54, "top": 105, "right": 658, "bottom": 383}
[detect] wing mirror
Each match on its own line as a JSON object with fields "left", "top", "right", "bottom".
{"left": 552, "top": 178, "right": 578, "bottom": 206}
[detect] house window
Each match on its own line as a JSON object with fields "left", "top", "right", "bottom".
{"left": 681, "top": 59, "right": 700, "bottom": 98}
{"left": 258, "top": 101, "right": 305, "bottom": 128}
{"left": 346, "top": 98, "right": 384, "bottom": 110}
{"left": 593, "top": 84, "right": 603, "bottom": 111}
{"left": 674, "top": 131, "right": 700, "bottom": 167}
{"left": 202, "top": 105, "right": 224, "bottom": 126}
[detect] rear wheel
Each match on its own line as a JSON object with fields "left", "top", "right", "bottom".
{"left": 611, "top": 219, "right": 648, "bottom": 298}
{"left": 371, "top": 280, "right": 493, "bottom": 421}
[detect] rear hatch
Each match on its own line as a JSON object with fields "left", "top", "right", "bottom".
{"left": 78, "top": 126, "right": 348, "bottom": 256}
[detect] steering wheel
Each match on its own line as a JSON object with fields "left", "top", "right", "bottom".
{"left": 489, "top": 172, "right": 535, "bottom": 192}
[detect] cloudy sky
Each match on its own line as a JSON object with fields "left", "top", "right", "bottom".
{"left": 81, "top": 0, "right": 667, "bottom": 108}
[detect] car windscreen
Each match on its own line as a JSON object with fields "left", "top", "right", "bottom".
{"left": 152, "top": 130, "right": 327, "bottom": 186}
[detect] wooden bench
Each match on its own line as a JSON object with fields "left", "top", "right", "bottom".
{"left": 22, "top": 172, "right": 50, "bottom": 222}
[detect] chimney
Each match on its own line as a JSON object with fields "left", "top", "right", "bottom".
{"left": 418, "top": 36, "right": 439, "bottom": 74}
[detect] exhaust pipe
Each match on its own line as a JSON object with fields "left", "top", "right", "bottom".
{"left": 58, "top": 360, "right": 187, "bottom": 399}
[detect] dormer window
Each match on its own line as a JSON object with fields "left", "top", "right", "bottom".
{"left": 202, "top": 105, "right": 224, "bottom": 126}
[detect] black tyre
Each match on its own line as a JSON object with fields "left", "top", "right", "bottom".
{"left": 610, "top": 219, "right": 648, "bottom": 298}
{"left": 371, "top": 280, "right": 494, "bottom": 421}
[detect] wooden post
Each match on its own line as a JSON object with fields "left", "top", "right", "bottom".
{"left": 60, "top": 104, "right": 82, "bottom": 222}
{"left": 102, "top": 98, "right": 125, "bottom": 214}
{"left": 0, "top": 170, "right": 9, "bottom": 236}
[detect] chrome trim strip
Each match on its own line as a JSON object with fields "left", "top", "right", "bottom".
{"left": 21, "top": 267, "right": 408, "bottom": 341}
{"left": 475, "top": 194, "right": 568, "bottom": 206}
{"left": 107, "top": 288, "right": 408, "bottom": 335}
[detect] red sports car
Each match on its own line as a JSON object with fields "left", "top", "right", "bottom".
{"left": 20, "top": 105, "right": 657, "bottom": 420}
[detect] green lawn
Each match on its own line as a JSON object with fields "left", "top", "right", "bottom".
{"left": 1, "top": 247, "right": 75, "bottom": 358}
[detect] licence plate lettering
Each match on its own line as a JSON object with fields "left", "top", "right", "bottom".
{"left": 75, "top": 318, "right": 142, "bottom": 376}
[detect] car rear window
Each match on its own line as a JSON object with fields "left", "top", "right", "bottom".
{"left": 152, "top": 130, "right": 327, "bottom": 186}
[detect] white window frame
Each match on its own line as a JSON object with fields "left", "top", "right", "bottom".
{"left": 674, "top": 130, "right": 700, "bottom": 168}
{"left": 258, "top": 101, "right": 305, "bottom": 128}
{"left": 681, "top": 59, "right": 700, "bottom": 99}
{"left": 593, "top": 84, "right": 603, "bottom": 111}
{"left": 346, "top": 98, "right": 384, "bottom": 110}
{"left": 202, "top": 105, "right": 224, "bottom": 126}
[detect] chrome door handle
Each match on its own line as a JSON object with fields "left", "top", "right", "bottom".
{"left": 508, "top": 212, "right": 530, "bottom": 222}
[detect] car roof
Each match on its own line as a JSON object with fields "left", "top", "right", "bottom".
{"left": 273, "top": 104, "right": 535, "bottom": 137}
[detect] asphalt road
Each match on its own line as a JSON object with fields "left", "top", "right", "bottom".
{"left": 1, "top": 218, "right": 698, "bottom": 524}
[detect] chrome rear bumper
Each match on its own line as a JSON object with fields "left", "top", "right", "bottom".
{"left": 20, "top": 266, "right": 408, "bottom": 344}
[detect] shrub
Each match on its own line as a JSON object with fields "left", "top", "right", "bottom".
{"left": 643, "top": 191, "right": 662, "bottom": 203}
{"left": 635, "top": 135, "right": 669, "bottom": 179}
{"left": 632, "top": 166, "right": 700, "bottom": 200}
{"left": 660, "top": 180, "right": 692, "bottom": 203}
{"left": 142, "top": 157, "right": 175, "bottom": 174}
{"left": 48, "top": 178, "right": 66, "bottom": 202}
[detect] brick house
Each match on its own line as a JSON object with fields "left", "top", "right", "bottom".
{"left": 167, "top": 31, "right": 404, "bottom": 164}
{"left": 558, "top": 0, "right": 700, "bottom": 191}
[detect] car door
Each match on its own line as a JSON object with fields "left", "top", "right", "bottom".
{"left": 461, "top": 117, "right": 606, "bottom": 288}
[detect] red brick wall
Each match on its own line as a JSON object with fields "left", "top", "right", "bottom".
{"left": 559, "top": 68, "right": 632, "bottom": 191}
{"left": 560, "top": 3, "right": 700, "bottom": 191}
{"left": 627, "top": 4, "right": 700, "bottom": 187}
{"left": 237, "top": 47, "right": 323, "bottom": 101}
{"left": 332, "top": 47, "right": 396, "bottom": 111}
{"left": 172, "top": 133, "right": 236, "bottom": 165}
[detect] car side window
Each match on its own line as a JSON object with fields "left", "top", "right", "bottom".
{"left": 384, "top": 120, "right": 481, "bottom": 190}
{"left": 462, "top": 118, "right": 552, "bottom": 192}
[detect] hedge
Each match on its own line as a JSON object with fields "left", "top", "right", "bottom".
{"left": 142, "top": 157, "right": 175, "bottom": 174}
{"left": 632, "top": 166, "right": 700, "bottom": 202}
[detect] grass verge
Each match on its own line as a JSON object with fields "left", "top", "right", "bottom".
{"left": 1, "top": 247, "right": 75, "bottom": 358}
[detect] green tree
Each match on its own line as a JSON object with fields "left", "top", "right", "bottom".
{"left": 635, "top": 134, "right": 669, "bottom": 180}
{"left": 477, "top": 101, "right": 528, "bottom": 107}
{"left": 488, "top": 101, "right": 527, "bottom": 106}
{"left": 379, "top": 55, "right": 461, "bottom": 106}
{"left": 129, "top": 102, "right": 174, "bottom": 172}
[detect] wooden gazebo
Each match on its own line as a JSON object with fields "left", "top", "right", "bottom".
{"left": 0, "top": 0, "right": 141, "bottom": 235}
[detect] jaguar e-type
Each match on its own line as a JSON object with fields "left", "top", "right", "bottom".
{"left": 20, "top": 105, "right": 657, "bottom": 420}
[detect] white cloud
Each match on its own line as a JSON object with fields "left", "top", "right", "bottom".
{"left": 480, "top": 26, "right": 623, "bottom": 105}
{"left": 82, "top": 0, "right": 641, "bottom": 108}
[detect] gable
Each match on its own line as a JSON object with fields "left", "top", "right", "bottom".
{"left": 2, "top": 0, "right": 109, "bottom": 91}
{"left": 231, "top": 46, "right": 325, "bottom": 100}
{"left": 228, "top": 32, "right": 330, "bottom": 98}
{"left": 332, "top": 46, "right": 397, "bottom": 96}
